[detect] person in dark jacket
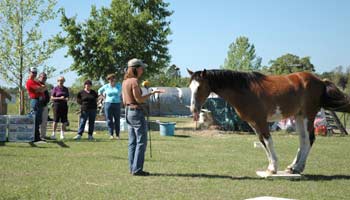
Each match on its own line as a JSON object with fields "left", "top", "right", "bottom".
{"left": 73, "top": 80, "right": 98, "bottom": 141}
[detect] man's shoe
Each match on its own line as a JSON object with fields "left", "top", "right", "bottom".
{"left": 132, "top": 171, "right": 150, "bottom": 176}
{"left": 60, "top": 134, "right": 65, "bottom": 140}
{"left": 109, "top": 135, "right": 114, "bottom": 140}
{"left": 40, "top": 137, "right": 47, "bottom": 141}
{"left": 88, "top": 135, "right": 94, "bottom": 141}
{"left": 73, "top": 134, "right": 82, "bottom": 140}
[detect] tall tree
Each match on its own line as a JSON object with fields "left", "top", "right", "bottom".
{"left": 268, "top": 53, "right": 315, "bottom": 75}
{"left": 58, "top": 0, "right": 173, "bottom": 81}
{"left": 0, "top": 0, "right": 61, "bottom": 114}
{"left": 151, "top": 64, "right": 189, "bottom": 87}
{"left": 222, "top": 36, "right": 262, "bottom": 71}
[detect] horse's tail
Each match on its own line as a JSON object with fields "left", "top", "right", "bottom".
{"left": 321, "top": 79, "right": 350, "bottom": 113}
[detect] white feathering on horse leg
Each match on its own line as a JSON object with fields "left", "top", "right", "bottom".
{"left": 289, "top": 117, "right": 310, "bottom": 173}
{"left": 264, "top": 137, "right": 278, "bottom": 173}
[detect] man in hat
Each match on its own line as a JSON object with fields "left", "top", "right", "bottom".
{"left": 25, "top": 67, "right": 47, "bottom": 142}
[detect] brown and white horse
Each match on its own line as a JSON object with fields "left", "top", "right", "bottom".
{"left": 188, "top": 69, "right": 350, "bottom": 174}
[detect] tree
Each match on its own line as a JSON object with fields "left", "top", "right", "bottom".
{"left": 0, "top": 0, "right": 61, "bottom": 114}
{"left": 151, "top": 64, "right": 189, "bottom": 87}
{"left": 267, "top": 53, "right": 315, "bottom": 75}
{"left": 222, "top": 36, "right": 262, "bottom": 71}
{"left": 58, "top": 0, "right": 173, "bottom": 82}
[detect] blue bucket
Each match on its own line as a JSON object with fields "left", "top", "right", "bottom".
{"left": 159, "top": 122, "right": 176, "bottom": 136}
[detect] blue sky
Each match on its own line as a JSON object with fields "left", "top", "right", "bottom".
{"left": 2, "top": 0, "right": 350, "bottom": 87}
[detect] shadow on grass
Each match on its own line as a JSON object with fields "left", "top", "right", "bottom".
{"left": 173, "top": 135, "right": 190, "bottom": 138}
{"left": 28, "top": 142, "right": 50, "bottom": 148}
{"left": 303, "top": 174, "right": 350, "bottom": 181}
{"left": 54, "top": 138, "right": 122, "bottom": 143}
{"left": 0, "top": 142, "right": 5, "bottom": 147}
{"left": 150, "top": 172, "right": 261, "bottom": 180}
{"left": 51, "top": 141, "right": 70, "bottom": 148}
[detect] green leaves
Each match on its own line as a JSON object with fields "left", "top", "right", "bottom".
{"left": 267, "top": 53, "right": 315, "bottom": 75}
{"left": 0, "top": 0, "right": 61, "bottom": 85}
{"left": 0, "top": 0, "right": 61, "bottom": 114}
{"left": 222, "top": 36, "right": 262, "bottom": 72}
{"left": 58, "top": 0, "right": 172, "bottom": 82}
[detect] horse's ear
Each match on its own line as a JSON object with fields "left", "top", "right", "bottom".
{"left": 200, "top": 69, "right": 207, "bottom": 78}
{"left": 187, "top": 68, "right": 193, "bottom": 75}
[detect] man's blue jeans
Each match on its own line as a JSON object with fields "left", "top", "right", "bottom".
{"left": 104, "top": 102, "right": 121, "bottom": 137}
{"left": 126, "top": 108, "right": 148, "bottom": 173}
{"left": 77, "top": 110, "right": 97, "bottom": 136}
{"left": 30, "top": 99, "right": 43, "bottom": 141}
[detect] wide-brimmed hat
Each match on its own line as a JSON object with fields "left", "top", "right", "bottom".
{"left": 106, "top": 73, "right": 116, "bottom": 80}
{"left": 127, "top": 58, "right": 147, "bottom": 68}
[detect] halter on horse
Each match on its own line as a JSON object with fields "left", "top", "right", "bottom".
{"left": 188, "top": 69, "right": 350, "bottom": 174}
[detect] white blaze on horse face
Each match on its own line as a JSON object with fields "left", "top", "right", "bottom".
{"left": 267, "top": 106, "right": 283, "bottom": 122}
{"left": 189, "top": 80, "right": 200, "bottom": 112}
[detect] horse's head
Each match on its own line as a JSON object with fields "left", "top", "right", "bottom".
{"left": 187, "top": 68, "right": 211, "bottom": 121}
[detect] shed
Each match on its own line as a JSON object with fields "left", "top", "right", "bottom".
{"left": 146, "top": 87, "right": 191, "bottom": 116}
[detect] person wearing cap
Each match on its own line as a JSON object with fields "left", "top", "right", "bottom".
{"left": 73, "top": 80, "right": 98, "bottom": 141}
{"left": 122, "top": 58, "right": 164, "bottom": 176}
{"left": 25, "top": 67, "right": 47, "bottom": 142}
{"left": 51, "top": 76, "right": 69, "bottom": 140}
{"left": 38, "top": 72, "right": 50, "bottom": 140}
{"left": 98, "top": 73, "right": 122, "bottom": 140}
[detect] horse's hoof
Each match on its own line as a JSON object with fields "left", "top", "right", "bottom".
{"left": 266, "top": 169, "right": 277, "bottom": 175}
{"left": 285, "top": 167, "right": 300, "bottom": 174}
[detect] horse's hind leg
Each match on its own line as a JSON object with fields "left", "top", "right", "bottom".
{"left": 251, "top": 122, "right": 278, "bottom": 174}
{"left": 286, "top": 115, "right": 315, "bottom": 174}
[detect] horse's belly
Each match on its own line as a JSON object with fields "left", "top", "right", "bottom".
{"left": 267, "top": 114, "right": 283, "bottom": 122}
{"left": 267, "top": 106, "right": 284, "bottom": 122}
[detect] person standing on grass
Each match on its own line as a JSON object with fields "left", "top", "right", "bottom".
{"left": 50, "top": 76, "right": 69, "bottom": 140}
{"left": 25, "top": 67, "right": 47, "bottom": 142}
{"left": 98, "top": 73, "right": 122, "bottom": 140}
{"left": 38, "top": 72, "right": 50, "bottom": 141}
{"left": 74, "top": 80, "right": 98, "bottom": 141}
{"left": 122, "top": 58, "right": 164, "bottom": 176}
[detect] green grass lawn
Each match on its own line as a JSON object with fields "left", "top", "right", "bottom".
{"left": 1, "top": 115, "right": 350, "bottom": 200}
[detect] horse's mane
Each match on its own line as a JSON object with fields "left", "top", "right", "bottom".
{"left": 193, "top": 69, "right": 266, "bottom": 92}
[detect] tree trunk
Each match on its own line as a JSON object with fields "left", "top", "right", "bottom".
{"left": 19, "top": 1, "right": 24, "bottom": 115}
{"left": 19, "top": 88, "right": 25, "bottom": 115}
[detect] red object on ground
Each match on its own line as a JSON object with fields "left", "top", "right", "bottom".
{"left": 315, "top": 125, "right": 327, "bottom": 136}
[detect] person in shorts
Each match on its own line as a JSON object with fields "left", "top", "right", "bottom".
{"left": 50, "top": 76, "right": 69, "bottom": 140}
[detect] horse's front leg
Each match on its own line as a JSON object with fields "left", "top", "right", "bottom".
{"left": 251, "top": 122, "right": 278, "bottom": 174}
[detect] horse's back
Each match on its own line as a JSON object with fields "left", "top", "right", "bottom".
{"left": 261, "top": 72, "right": 325, "bottom": 119}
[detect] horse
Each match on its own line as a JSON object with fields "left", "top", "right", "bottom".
{"left": 187, "top": 69, "right": 350, "bottom": 174}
